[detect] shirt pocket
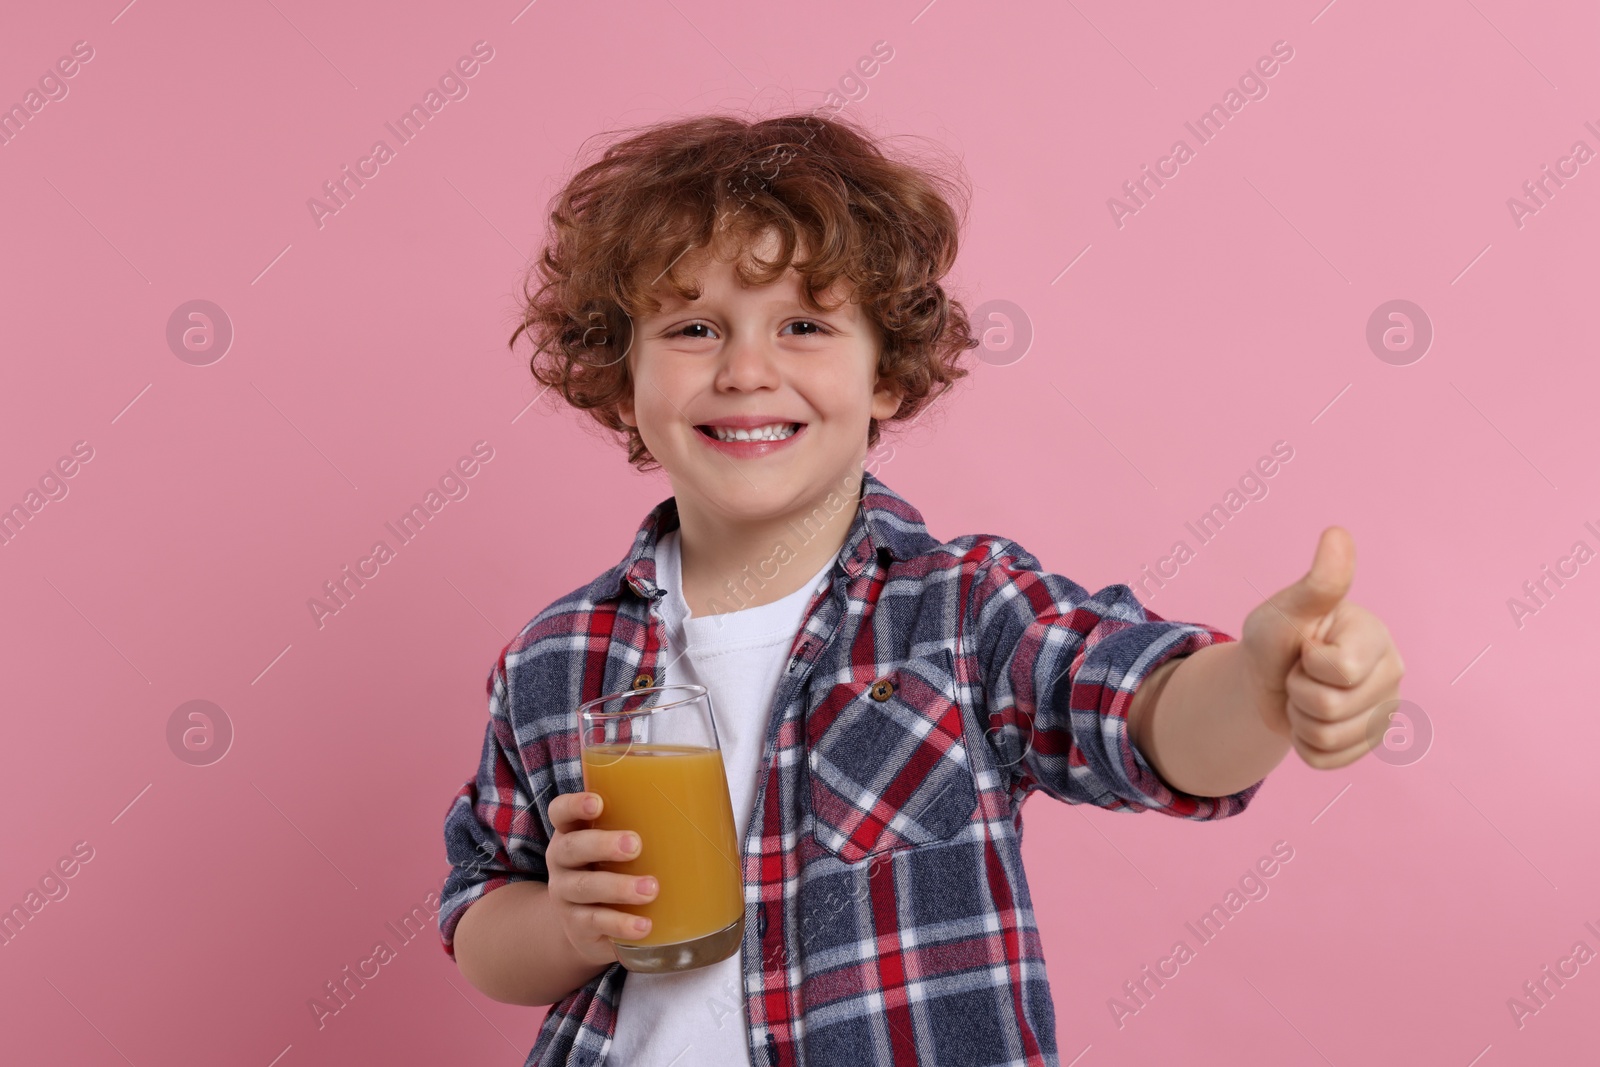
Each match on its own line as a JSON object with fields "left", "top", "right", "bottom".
{"left": 805, "top": 647, "right": 979, "bottom": 864}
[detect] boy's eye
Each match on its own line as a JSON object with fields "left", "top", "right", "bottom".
{"left": 669, "top": 321, "right": 831, "bottom": 339}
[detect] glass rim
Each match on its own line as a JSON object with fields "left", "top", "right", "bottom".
{"left": 577, "top": 683, "right": 709, "bottom": 720}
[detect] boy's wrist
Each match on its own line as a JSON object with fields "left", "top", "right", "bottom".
{"left": 455, "top": 881, "right": 611, "bottom": 1006}
{"left": 1131, "top": 641, "right": 1292, "bottom": 798}
{"left": 1127, "top": 655, "right": 1181, "bottom": 758}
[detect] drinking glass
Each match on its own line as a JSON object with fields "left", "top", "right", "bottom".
{"left": 577, "top": 683, "right": 744, "bottom": 973}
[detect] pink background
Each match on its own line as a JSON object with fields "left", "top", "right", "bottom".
{"left": 2, "top": 0, "right": 1596, "bottom": 1063}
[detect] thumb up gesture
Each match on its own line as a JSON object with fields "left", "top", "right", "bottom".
{"left": 1239, "top": 527, "right": 1406, "bottom": 770}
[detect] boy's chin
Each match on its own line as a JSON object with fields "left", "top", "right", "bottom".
{"left": 684, "top": 469, "right": 862, "bottom": 518}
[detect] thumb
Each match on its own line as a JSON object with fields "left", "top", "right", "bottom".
{"left": 1271, "top": 526, "right": 1355, "bottom": 626}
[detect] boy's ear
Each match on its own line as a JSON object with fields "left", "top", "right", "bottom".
{"left": 617, "top": 394, "right": 636, "bottom": 428}
{"left": 870, "top": 378, "right": 902, "bottom": 421}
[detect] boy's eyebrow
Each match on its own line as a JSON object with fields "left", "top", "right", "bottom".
{"left": 650, "top": 293, "right": 852, "bottom": 316}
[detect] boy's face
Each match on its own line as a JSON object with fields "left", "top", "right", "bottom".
{"left": 618, "top": 229, "right": 901, "bottom": 528}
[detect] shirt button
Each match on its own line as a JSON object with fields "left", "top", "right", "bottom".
{"left": 868, "top": 678, "right": 894, "bottom": 701}
{"left": 631, "top": 673, "right": 653, "bottom": 690}
{"left": 757, "top": 901, "right": 768, "bottom": 939}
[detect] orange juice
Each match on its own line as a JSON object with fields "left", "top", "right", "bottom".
{"left": 581, "top": 742, "right": 743, "bottom": 946}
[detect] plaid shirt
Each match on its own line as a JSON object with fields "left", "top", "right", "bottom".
{"left": 439, "top": 468, "right": 1266, "bottom": 1066}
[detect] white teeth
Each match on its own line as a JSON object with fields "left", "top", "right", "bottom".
{"left": 709, "top": 423, "right": 797, "bottom": 442}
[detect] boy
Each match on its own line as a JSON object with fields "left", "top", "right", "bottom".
{"left": 438, "top": 113, "right": 1404, "bottom": 1067}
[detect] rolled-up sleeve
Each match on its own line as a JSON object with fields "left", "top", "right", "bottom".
{"left": 437, "top": 653, "right": 550, "bottom": 959}
{"left": 969, "top": 541, "right": 1263, "bottom": 819}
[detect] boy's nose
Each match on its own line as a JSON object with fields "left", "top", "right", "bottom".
{"left": 714, "top": 336, "right": 782, "bottom": 391}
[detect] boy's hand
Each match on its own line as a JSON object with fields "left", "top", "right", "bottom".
{"left": 1238, "top": 526, "right": 1406, "bottom": 770}
{"left": 547, "top": 791, "right": 659, "bottom": 968}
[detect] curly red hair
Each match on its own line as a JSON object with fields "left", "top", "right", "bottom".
{"left": 510, "top": 109, "right": 980, "bottom": 471}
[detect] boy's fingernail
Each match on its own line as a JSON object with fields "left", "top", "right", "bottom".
{"left": 583, "top": 795, "right": 599, "bottom": 816}
{"left": 620, "top": 833, "right": 639, "bottom": 855}
{"left": 636, "top": 877, "right": 657, "bottom": 896}
{"left": 634, "top": 917, "right": 650, "bottom": 932}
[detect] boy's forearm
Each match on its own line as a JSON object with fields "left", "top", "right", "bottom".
{"left": 452, "top": 880, "right": 610, "bottom": 1007}
{"left": 1126, "top": 640, "right": 1292, "bottom": 798}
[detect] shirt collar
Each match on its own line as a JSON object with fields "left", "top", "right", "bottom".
{"left": 586, "top": 466, "right": 935, "bottom": 604}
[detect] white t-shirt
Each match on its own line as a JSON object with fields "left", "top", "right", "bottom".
{"left": 606, "top": 528, "right": 837, "bottom": 1067}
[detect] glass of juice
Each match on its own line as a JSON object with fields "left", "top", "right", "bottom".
{"left": 577, "top": 683, "right": 744, "bottom": 973}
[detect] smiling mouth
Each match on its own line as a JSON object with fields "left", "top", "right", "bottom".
{"left": 695, "top": 423, "right": 805, "bottom": 443}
